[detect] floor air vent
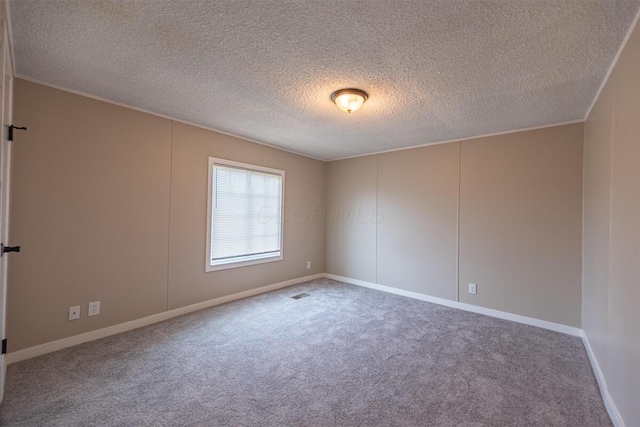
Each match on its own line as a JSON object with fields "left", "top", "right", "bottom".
{"left": 291, "top": 293, "right": 310, "bottom": 299}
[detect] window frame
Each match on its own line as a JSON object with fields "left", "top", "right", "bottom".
{"left": 205, "top": 157, "right": 285, "bottom": 272}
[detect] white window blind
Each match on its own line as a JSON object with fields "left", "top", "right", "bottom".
{"left": 207, "top": 158, "right": 284, "bottom": 271}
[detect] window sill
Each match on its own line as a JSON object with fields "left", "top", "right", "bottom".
{"left": 205, "top": 253, "right": 283, "bottom": 272}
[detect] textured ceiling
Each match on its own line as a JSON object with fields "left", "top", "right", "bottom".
{"left": 9, "top": 0, "right": 640, "bottom": 160}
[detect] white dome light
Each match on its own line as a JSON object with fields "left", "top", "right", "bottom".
{"left": 331, "top": 88, "right": 368, "bottom": 114}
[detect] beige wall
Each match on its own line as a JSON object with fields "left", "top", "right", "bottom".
{"left": 459, "top": 125, "right": 583, "bottom": 326}
{"left": 8, "top": 79, "right": 325, "bottom": 351}
{"left": 168, "top": 122, "right": 325, "bottom": 309}
{"left": 325, "top": 123, "right": 584, "bottom": 327}
{"left": 9, "top": 81, "right": 172, "bottom": 351}
{"left": 377, "top": 143, "right": 459, "bottom": 300}
{"left": 583, "top": 18, "right": 640, "bottom": 426}
{"left": 9, "top": 79, "right": 586, "bottom": 352}
{"left": 325, "top": 156, "right": 377, "bottom": 283}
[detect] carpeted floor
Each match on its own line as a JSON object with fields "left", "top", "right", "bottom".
{"left": 0, "top": 278, "right": 611, "bottom": 426}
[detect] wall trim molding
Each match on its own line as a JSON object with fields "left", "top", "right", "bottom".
{"left": 6, "top": 273, "right": 324, "bottom": 364}
{"left": 12, "top": 75, "right": 324, "bottom": 162}
{"left": 324, "top": 273, "right": 582, "bottom": 337}
{"left": 582, "top": 332, "right": 624, "bottom": 427}
{"left": 584, "top": 5, "right": 640, "bottom": 120}
{"left": 329, "top": 120, "right": 584, "bottom": 161}
{"left": 14, "top": 76, "right": 587, "bottom": 164}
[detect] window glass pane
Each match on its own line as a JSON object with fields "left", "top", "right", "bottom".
{"left": 209, "top": 163, "right": 283, "bottom": 266}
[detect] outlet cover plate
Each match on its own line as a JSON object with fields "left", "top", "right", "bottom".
{"left": 468, "top": 283, "right": 477, "bottom": 295}
{"left": 88, "top": 301, "right": 101, "bottom": 317}
{"left": 69, "top": 306, "right": 80, "bottom": 320}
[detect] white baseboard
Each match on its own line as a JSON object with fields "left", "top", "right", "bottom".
{"left": 323, "top": 273, "right": 582, "bottom": 337}
{"left": 6, "top": 273, "right": 324, "bottom": 364}
{"left": 7, "top": 271, "right": 620, "bottom": 426}
{"left": 581, "top": 332, "right": 624, "bottom": 427}
{"left": 325, "top": 274, "right": 625, "bottom": 424}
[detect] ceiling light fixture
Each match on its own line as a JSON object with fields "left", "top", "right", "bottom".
{"left": 331, "top": 88, "right": 368, "bottom": 114}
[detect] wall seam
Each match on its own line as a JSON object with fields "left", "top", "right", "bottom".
{"left": 323, "top": 163, "right": 328, "bottom": 274}
{"left": 581, "top": 122, "right": 587, "bottom": 329}
{"left": 375, "top": 155, "right": 379, "bottom": 284}
{"left": 456, "top": 141, "right": 461, "bottom": 302}
{"left": 166, "top": 121, "right": 174, "bottom": 311}
{"left": 606, "top": 87, "right": 615, "bottom": 358}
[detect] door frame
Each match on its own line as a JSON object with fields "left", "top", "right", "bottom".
{"left": 0, "top": 15, "right": 14, "bottom": 403}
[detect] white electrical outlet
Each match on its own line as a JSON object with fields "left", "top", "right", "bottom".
{"left": 306, "top": 261, "right": 311, "bottom": 269}
{"left": 468, "top": 283, "right": 477, "bottom": 295}
{"left": 69, "top": 306, "right": 80, "bottom": 320}
{"left": 88, "top": 301, "right": 101, "bottom": 317}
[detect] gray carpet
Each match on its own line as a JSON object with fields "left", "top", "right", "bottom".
{"left": 0, "top": 279, "right": 611, "bottom": 426}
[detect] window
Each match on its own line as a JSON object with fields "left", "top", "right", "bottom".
{"left": 206, "top": 158, "right": 284, "bottom": 272}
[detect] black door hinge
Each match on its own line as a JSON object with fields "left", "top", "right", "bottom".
{"left": 8, "top": 125, "right": 27, "bottom": 142}
{"left": 1, "top": 339, "right": 6, "bottom": 355}
{"left": 1, "top": 244, "right": 20, "bottom": 256}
